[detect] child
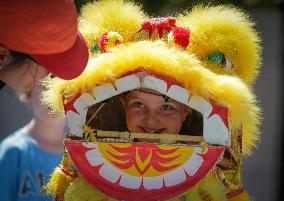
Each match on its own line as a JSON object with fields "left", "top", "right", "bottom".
{"left": 121, "top": 88, "right": 190, "bottom": 135}
{"left": 0, "top": 81, "right": 66, "bottom": 201}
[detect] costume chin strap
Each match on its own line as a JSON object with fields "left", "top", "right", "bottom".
{"left": 82, "top": 124, "right": 97, "bottom": 143}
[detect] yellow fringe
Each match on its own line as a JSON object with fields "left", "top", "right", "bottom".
{"left": 45, "top": 165, "right": 75, "bottom": 199}
{"left": 185, "top": 173, "right": 227, "bottom": 201}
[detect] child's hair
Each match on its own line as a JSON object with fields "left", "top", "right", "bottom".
{"left": 0, "top": 50, "right": 33, "bottom": 76}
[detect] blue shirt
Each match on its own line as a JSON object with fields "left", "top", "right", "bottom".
{"left": 0, "top": 129, "right": 62, "bottom": 201}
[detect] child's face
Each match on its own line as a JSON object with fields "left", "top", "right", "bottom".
{"left": 121, "top": 89, "right": 189, "bottom": 134}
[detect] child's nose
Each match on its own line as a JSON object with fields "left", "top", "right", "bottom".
{"left": 142, "top": 111, "right": 162, "bottom": 133}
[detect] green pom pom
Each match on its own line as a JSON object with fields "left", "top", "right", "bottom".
{"left": 91, "top": 44, "right": 100, "bottom": 54}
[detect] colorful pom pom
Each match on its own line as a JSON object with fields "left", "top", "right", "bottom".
{"left": 138, "top": 17, "right": 176, "bottom": 39}
{"left": 98, "top": 31, "right": 123, "bottom": 52}
{"left": 90, "top": 44, "right": 100, "bottom": 54}
{"left": 168, "top": 27, "right": 190, "bottom": 49}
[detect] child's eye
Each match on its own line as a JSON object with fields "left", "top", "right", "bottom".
{"left": 132, "top": 101, "right": 144, "bottom": 109}
{"left": 161, "top": 104, "right": 173, "bottom": 111}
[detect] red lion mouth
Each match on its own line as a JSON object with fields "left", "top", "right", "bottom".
{"left": 66, "top": 141, "right": 225, "bottom": 200}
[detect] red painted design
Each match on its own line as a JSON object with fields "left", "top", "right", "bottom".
{"left": 108, "top": 144, "right": 181, "bottom": 175}
{"left": 98, "top": 32, "right": 109, "bottom": 52}
{"left": 65, "top": 141, "right": 225, "bottom": 201}
{"left": 138, "top": 17, "right": 176, "bottom": 38}
{"left": 63, "top": 94, "right": 81, "bottom": 114}
{"left": 208, "top": 101, "right": 229, "bottom": 127}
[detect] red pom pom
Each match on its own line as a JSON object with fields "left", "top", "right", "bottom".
{"left": 171, "top": 27, "right": 190, "bottom": 49}
{"left": 98, "top": 32, "right": 109, "bottom": 52}
{"left": 98, "top": 32, "right": 122, "bottom": 52}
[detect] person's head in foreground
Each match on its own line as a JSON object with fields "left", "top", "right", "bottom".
{"left": 42, "top": 1, "right": 262, "bottom": 201}
{"left": 0, "top": 0, "right": 89, "bottom": 93}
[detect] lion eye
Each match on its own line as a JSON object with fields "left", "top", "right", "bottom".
{"left": 207, "top": 52, "right": 232, "bottom": 71}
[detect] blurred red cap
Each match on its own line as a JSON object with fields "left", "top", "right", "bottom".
{"left": 0, "top": 0, "right": 89, "bottom": 80}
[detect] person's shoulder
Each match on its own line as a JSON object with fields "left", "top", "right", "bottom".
{"left": 0, "top": 129, "right": 29, "bottom": 155}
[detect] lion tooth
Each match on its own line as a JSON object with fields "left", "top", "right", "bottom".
{"left": 99, "top": 162, "right": 122, "bottom": 183}
{"left": 203, "top": 115, "right": 230, "bottom": 146}
{"left": 85, "top": 147, "right": 105, "bottom": 166}
{"left": 167, "top": 85, "right": 190, "bottom": 105}
{"left": 188, "top": 96, "right": 212, "bottom": 118}
{"left": 164, "top": 168, "right": 186, "bottom": 187}
{"left": 66, "top": 111, "right": 84, "bottom": 136}
{"left": 142, "top": 76, "right": 167, "bottom": 95}
{"left": 93, "top": 83, "right": 118, "bottom": 103}
{"left": 73, "top": 93, "right": 95, "bottom": 114}
{"left": 115, "top": 75, "right": 140, "bottom": 93}
{"left": 143, "top": 176, "right": 164, "bottom": 190}
{"left": 119, "top": 173, "right": 142, "bottom": 189}
{"left": 183, "top": 150, "right": 203, "bottom": 176}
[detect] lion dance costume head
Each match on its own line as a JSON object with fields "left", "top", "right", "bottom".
{"left": 43, "top": 0, "right": 261, "bottom": 200}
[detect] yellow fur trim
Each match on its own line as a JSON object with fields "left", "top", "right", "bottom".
{"left": 177, "top": 5, "right": 261, "bottom": 85}
{"left": 170, "top": 173, "right": 227, "bottom": 201}
{"left": 45, "top": 166, "right": 74, "bottom": 198}
{"left": 189, "top": 173, "right": 227, "bottom": 201}
{"left": 79, "top": 0, "right": 146, "bottom": 54}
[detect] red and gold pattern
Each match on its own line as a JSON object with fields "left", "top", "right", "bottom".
{"left": 66, "top": 141, "right": 225, "bottom": 201}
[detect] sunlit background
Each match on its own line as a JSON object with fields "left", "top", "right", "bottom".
{"left": 0, "top": 0, "right": 283, "bottom": 200}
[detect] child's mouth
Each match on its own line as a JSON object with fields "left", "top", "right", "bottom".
{"left": 136, "top": 126, "right": 165, "bottom": 142}
{"left": 139, "top": 126, "right": 165, "bottom": 134}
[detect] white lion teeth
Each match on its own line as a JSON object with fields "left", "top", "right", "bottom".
{"left": 85, "top": 146, "right": 105, "bottom": 166}
{"left": 115, "top": 75, "right": 140, "bottom": 93}
{"left": 143, "top": 176, "right": 164, "bottom": 190}
{"left": 66, "top": 93, "right": 94, "bottom": 136}
{"left": 167, "top": 85, "right": 190, "bottom": 105}
{"left": 183, "top": 147, "right": 203, "bottom": 176}
{"left": 119, "top": 173, "right": 142, "bottom": 189}
{"left": 83, "top": 145, "right": 209, "bottom": 190}
{"left": 73, "top": 93, "right": 96, "bottom": 113}
{"left": 203, "top": 115, "right": 230, "bottom": 146}
{"left": 142, "top": 76, "right": 167, "bottom": 95}
{"left": 164, "top": 167, "right": 186, "bottom": 187}
{"left": 188, "top": 95, "right": 212, "bottom": 118}
{"left": 99, "top": 162, "right": 122, "bottom": 183}
{"left": 66, "top": 111, "right": 85, "bottom": 136}
{"left": 92, "top": 83, "right": 118, "bottom": 103}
